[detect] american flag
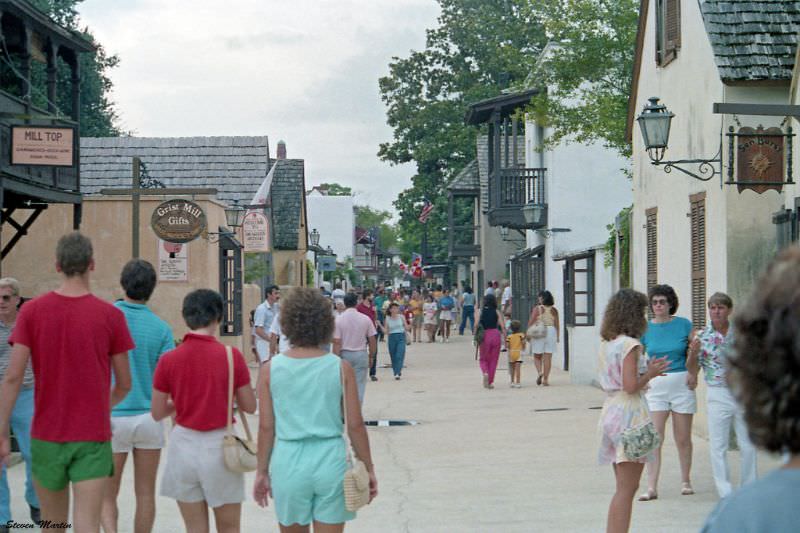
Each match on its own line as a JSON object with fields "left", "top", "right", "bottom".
{"left": 418, "top": 198, "right": 434, "bottom": 223}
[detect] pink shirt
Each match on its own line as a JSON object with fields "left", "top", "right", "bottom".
{"left": 334, "top": 308, "right": 377, "bottom": 351}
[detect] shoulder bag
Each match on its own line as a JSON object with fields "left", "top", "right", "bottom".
{"left": 341, "top": 363, "right": 371, "bottom": 511}
{"left": 527, "top": 306, "right": 548, "bottom": 339}
{"left": 222, "top": 345, "right": 258, "bottom": 473}
{"left": 621, "top": 420, "right": 661, "bottom": 460}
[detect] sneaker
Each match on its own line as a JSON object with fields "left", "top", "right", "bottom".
{"left": 30, "top": 505, "right": 41, "bottom": 525}
{"left": 370, "top": 375, "right": 378, "bottom": 382}
{"left": 395, "top": 376, "right": 401, "bottom": 380}
{"left": 482, "top": 374, "right": 489, "bottom": 388}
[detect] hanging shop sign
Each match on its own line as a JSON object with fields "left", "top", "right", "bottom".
{"left": 319, "top": 256, "right": 337, "bottom": 272}
{"left": 727, "top": 126, "right": 793, "bottom": 194}
{"left": 10, "top": 126, "right": 74, "bottom": 166}
{"left": 150, "top": 199, "right": 207, "bottom": 243}
{"left": 242, "top": 211, "right": 270, "bottom": 252}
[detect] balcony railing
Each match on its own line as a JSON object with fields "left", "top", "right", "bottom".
{"left": 489, "top": 167, "right": 547, "bottom": 229}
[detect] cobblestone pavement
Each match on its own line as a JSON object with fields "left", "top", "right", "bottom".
{"left": 6, "top": 334, "right": 780, "bottom": 532}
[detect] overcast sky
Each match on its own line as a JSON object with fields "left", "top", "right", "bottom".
{"left": 77, "top": 0, "right": 440, "bottom": 211}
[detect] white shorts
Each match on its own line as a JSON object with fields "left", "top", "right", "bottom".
{"left": 439, "top": 310, "right": 453, "bottom": 321}
{"left": 256, "top": 339, "right": 270, "bottom": 363}
{"left": 111, "top": 413, "right": 165, "bottom": 453}
{"left": 645, "top": 370, "right": 697, "bottom": 414}
{"left": 160, "top": 425, "right": 245, "bottom": 508}
{"left": 530, "top": 325, "right": 557, "bottom": 354}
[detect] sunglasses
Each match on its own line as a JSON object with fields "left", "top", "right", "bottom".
{"left": 651, "top": 298, "right": 669, "bottom": 306}
{"left": 0, "top": 294, "right": 17, "bottom": 302}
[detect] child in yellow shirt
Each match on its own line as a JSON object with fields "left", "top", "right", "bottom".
{"left": 506, "top": 320, "right": 526, "bottom": 388}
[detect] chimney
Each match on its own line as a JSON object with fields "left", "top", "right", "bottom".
{"left": 277, "top": 140, "right": 287, "bottom": 159}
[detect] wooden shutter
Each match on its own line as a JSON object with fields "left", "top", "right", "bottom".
{"left": 690, "top": 193, "right": 706, "bottom": 328}
{"left": 656, "top": 0, "right": 680, "bottom": 66}
{"left": 646, "top": 207, "right": 658, "bottom": 292}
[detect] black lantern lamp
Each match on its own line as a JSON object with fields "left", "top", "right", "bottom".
{"left": 636, "top": 96, "right": 721, "bottom": 182}
{"left": 499, "top": 226, "right": 509, "bottom": 239}
{"left": 310, "top": 228, "right": 320, "bottom": 247}
{"left": 326, "top": 245, "right": 334, "bottom": 256}
{"left": 224, "top": 200, "right": 246, "bottom": 228}
{"left": 522, "top": 202, "right": 546, "bottom": 225}
{"left": 637, "top": 97, "right": 674, "bottom": 163}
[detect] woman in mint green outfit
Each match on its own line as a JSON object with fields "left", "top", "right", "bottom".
{"left": 254, "top": 287, "right": 378, "bottom": 532}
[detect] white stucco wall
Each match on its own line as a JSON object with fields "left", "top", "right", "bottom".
{"left": 305, "top": 195, "right": 355, "bottom": 260}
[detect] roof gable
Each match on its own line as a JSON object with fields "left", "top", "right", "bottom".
{"left": 448, "top": 160, "right": 479, "bottom": 192}
{"left": 270, "top": 159, "right": 306, "bottom": 250}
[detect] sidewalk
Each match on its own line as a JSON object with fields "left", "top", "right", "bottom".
{"left": 5, "top": 334, "right": 780, "bottom": 532}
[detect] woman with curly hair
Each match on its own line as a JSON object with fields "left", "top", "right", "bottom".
{"left": 638, "top": 284, "right": 696, "bottom": 501}
{"left": 597, "top": 289, "right": 668, "bottom": 533}
{"left": 254, "top": 287, "right": 378, "bottom": 530}
{"left": 701, "top": 247, "right": 800, "bottom": 532}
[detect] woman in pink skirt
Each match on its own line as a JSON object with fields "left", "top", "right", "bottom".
{"left": 597, "top": 289, "right": 668, "bottom": 533}
{"left": 477, "top": 294, "right": 506, "bottom": 389}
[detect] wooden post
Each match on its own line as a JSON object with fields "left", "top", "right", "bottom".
{"left": 132, "top": 157, "right": 141, "bottom": 258}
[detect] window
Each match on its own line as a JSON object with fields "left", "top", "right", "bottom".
{"left": 646, "top": 207, "right": 658, "bottom": 291}
{"left": 690, "top": 193, "right": 706, "bottom": 328}
{"left": 219, "top": 233, "right": 243, "bottom": 336}
{"left": 656, "top": 0, "right": 681, "bottom": 66}
{"left": 511, "top": 247, "right": 545, "bottom": 324}
{"left": 773, "top": 197, "right": 800, "bottom": 250}
{"left": 564, "top": 252, "right": 595, "bottom": 327}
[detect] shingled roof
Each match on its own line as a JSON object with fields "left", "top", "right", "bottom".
{"left": 80, "top": 136, "right": 307, "bottom": 250}
{"left": 270, "top": 159, "right": 306, "bottom": 250}
{"left": 80, "top": 136, "right": 271, "bottom": 205}
{"left": 448, "top": 160, "right": 480, "bottom": 193}
{"left": 701, "top": 0, "right": 800, "bottom": 82}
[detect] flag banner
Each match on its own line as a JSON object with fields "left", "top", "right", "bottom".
{"left": 248, "top": 162, "right": 277, "bottom": 212}
{"left": 411, "top": 253, "right": 422, "bottom": 267}
{"left": 418, "top": 198, "right": 434, "bottom": 223}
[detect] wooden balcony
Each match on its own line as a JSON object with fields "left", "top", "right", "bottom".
{"left": 488, "top": 167, "right": 547, "bottom": 229}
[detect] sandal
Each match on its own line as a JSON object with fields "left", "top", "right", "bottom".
{"left": 638, "top": 489, "right": 658, "bottom": 502}
{"left": 681, "top": 483, "right": 695, "bottom": 495}
{"left": 536, "top": 374, "right": 543, "bottom": 386}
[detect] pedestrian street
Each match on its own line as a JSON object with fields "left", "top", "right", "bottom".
{"left": 4, "top": 334, "right": 781, "bottom": 532}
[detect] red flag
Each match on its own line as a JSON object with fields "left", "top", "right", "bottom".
{"left": 418, "top": 198, "right": 434, "bottom": 223}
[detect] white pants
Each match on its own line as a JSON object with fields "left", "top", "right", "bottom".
{"left": 706, "top": 386, "right": 758, "bottom": 498}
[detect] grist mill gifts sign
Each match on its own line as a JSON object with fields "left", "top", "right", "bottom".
{"left": 151, "top": 200, "right": 207, "bottom": 243}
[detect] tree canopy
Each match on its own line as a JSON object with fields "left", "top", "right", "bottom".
{"left": 379, "top": 0, "right": 547, "bottom": 262}
{"left": 28, "top": 0, "right": 123, "bottom": 136}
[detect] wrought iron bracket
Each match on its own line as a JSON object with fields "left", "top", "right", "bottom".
{"left": 651, "top": 148, "right": 722, "bottom": 182}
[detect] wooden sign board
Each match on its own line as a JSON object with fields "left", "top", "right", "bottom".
{"left": 151, "top": 199, "right": 207, "bottom": 243}
{"left": 11, "top": 126, "right": 74, "bottom": 166}
{"left": 242, "top": 211, "right": 270, "bottom": 252}
{"left": 737, "top": 126, "right": 784, "bottom": 194}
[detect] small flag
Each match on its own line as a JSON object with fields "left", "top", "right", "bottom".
{"left": 418, "top": 198, "right": 434, "bottom": 224}
{"left": 411, "top": 253, "right": 422, "bottom": 267}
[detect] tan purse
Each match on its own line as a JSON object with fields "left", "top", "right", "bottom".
{"left": 341, "top": 363, "right": 370, "bottom": 511}
{"left": 222, "top": 345, "right": 258, "bottom": 473}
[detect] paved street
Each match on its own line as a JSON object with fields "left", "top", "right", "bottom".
{"left": 6, "top": 334, "right": 780, "bottom": 532}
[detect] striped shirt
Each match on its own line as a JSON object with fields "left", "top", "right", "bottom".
{"left": 112, "top": 301, "right": 174, "bottom": 417}
{"left": 0, "top": 319, "right": 34, "bottom": 389}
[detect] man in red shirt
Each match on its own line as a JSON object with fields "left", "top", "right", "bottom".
{"left": 0, "top": 232, "right": 133, "bottom": 532}
{"left": 357, "top": 289, "right": 380, "bottom": 382}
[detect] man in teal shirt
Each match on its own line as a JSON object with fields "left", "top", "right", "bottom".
{"left": 101, "top": 260, "right": 174, "bottom": 533}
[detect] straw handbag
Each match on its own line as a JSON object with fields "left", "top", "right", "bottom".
{"left": 341, "top": 363, "right": 370, "bottom": 511}
{"left": 222, "top": 346, "right": 258, "bottom": 473}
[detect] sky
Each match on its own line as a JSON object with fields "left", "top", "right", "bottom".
{"left": 76, "top": 0, "right": 441, "bottom": 212}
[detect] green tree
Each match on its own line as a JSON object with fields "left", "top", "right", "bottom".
{"left": 379, "top": 0, "right": 547, "bottom": 260}
{"left": 355, "top": 205, "right": 398, "bottom": 251}
{"left": 316, "top": 182, "right": 353, "bottom": 196}
{"left": 27, "top": 0, "right": 123, "bottom": 136}
{"left": 525, "top": 0, "right": 639, "bottom": 157}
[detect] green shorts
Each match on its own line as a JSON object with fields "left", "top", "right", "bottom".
{"left": 31, "top": 439, "right": 113, "bottom": 491}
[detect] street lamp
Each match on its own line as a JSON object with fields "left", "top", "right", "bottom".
{"left": 636, "top": 96, "right": 721, "bottom": 182}
{"left": 224, "top": 200, "right": 246, "bottom": 228}
{"left": 636, "top": 97, "right": 674, "bottom": 163}
{"left": 310, "top": 228, "right": 320, "bottom": 247}
{"left": 522, "top": 202, "right": 546, "bottom": 225}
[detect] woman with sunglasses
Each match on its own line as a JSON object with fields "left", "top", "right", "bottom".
{"left": 637, "top": 284, "right": 696, "bottom": 501}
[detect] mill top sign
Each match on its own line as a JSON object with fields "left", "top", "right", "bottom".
{"left": 150, "top": 200, "right": 207, "bottom": 243}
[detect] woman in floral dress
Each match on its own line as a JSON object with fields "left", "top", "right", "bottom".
{"left": 597, "top": 289, "right": 668, "bottom": 533}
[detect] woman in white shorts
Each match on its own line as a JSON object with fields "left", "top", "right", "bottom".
{"left": 527, "top": 290, "right": 560, "bottom": 386}
{"left": 638, "top": 284, "right": 697, "bottom": 501}
{"left": 152, "top": 289, "right": 256, "bottom": 532}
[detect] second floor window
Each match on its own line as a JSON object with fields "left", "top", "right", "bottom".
{"left": 656, "top": 0, "right": 681, "bottom": 66}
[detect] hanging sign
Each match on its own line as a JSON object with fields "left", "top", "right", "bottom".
{"left": 157, "top": 240, "right": 188, "bottom": 281}
{"left": 735, "top": 126, "right": 786, "bottom": 194}
{"left": 242, "top": 211, "right": 270, "bottom": 252}
{"left": 319, "top": 256, "right": 337, "bottom": 272}
{"left": 11, "top": 126, "right": 74, "bottom": 166}
{"left": 150, "top": 199, "right": 207, "bottom": 243}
